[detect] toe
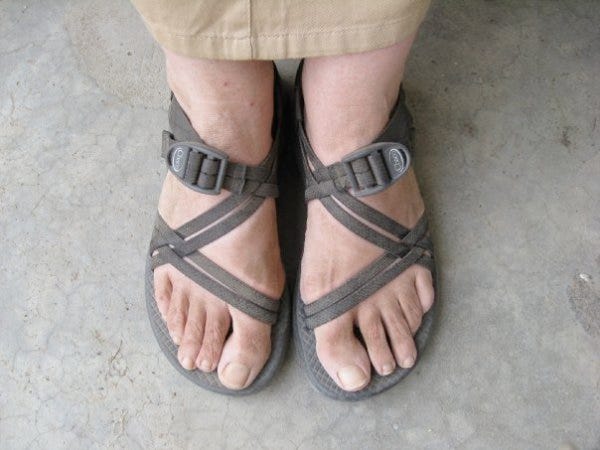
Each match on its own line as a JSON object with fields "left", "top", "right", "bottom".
{"left": 381, "top": 302, "right": 417, "bottom": 368}
{"left": 177, "top": 299, "right": 205, "bottom": 370}
{"left": 398, "top": 288, "right": 423, "bottom": 335}
{"left": 414, "top": 268, "right": 435, "bottom": 313}
{"left": 357, "top": 306, "right": 396, "bottom": 376}
{"left": 315, "top": 315, "right": 371, "bottom": 392}
{"left": 154, "top": 266, "right": 172, "bottom": 320}
{"left": 217, "top": 311, "right": 271, "bottom": 390}
{"left": 166, "top": 287, "right": 188, "bottom": 346}
{"left": 195, "top": 305, "right": 230, "bottom": 373}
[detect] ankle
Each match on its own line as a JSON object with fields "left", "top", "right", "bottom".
{"left": 178, "top": 101, "right": 274, "bottom": 165}
{"left": 165, "top": 51, "right": 275, "bottom": 165}
{"left": 304, "top": 95, "right": 395, "bottom": 165}
{"left": 302, "top": 75, "right": 400, "bottom": 166}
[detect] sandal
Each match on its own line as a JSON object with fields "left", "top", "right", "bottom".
{"left": 293, "top": 64, "right": 437, "bottom": 400}
{"left": 145, "top": 73, "right": 290, "bottom": 395}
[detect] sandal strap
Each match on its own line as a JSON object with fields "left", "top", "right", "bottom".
{"left": 150, "top": 216, "right": 279, "bottom": 324}
{"left": 304, "top": 142, "right": 411, "bottom": 200}
{"left": 161, "top": 131, "right": 279, "bottom": 197}
{"left": 295, "top": 63, "right": 433, "bottom": 330}
{"left": 149, "top": 73, "right": 283, "bottom": 324}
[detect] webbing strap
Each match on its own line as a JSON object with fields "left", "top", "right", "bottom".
{"left": 161, "top": 131, "right": 279, "bottom": 197}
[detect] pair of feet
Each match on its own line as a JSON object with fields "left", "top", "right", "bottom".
{"left": 153, "top": 60, "right": 434, "bottom": 393}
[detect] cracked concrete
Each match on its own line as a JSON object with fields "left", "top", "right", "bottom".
{"left": 1, "top": 0, "right": 599, "bottom": 449}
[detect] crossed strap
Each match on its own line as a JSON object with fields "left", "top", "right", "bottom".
{"left": 149, "top": 95, "right": 281, "bottom": 325}
{"left": 297, "top": 86, "right": 434, "bottom": 330}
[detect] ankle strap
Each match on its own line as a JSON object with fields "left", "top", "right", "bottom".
{"left": 304, "top": 142, "right": 411, "bottom": 200}
{"left": 161, "top": 131, "right": 278, "bottom": 197}
{"left": 294, "top": 59, "right": 415, "bottom": 201}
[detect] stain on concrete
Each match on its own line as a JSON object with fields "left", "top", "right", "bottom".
{"left": 568, "top": 272, "right": 600, "bottom": 338}
{"left": 560, "top": 125, "right": 575, "bottom": 148}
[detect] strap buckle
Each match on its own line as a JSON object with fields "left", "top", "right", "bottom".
{"left": 167, "top": 140, "right": 228, "bottom": 195}
{"left": 341, "top": 142, "right": 411, "bottom": 197}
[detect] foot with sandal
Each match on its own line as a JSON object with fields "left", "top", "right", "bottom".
{"left": 135, "top": 0, "right": 437, "bottom": 400}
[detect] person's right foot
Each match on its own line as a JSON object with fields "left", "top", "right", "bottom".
{"left": 153, "top": 53, "right": 285, "bottom": 390}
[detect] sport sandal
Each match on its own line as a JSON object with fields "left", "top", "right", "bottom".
{"left": 293, "top": 66, "right": 437, "bottom": 400}
{"left": 145, "top": 73, "right": 290, "bottom": 396}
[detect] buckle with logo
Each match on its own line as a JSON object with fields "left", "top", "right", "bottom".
{"left": 167, "top": 142, "right": 228, "bottom": 195}
{"left": 341, "top": 142, "right": 411, "bottom": 197}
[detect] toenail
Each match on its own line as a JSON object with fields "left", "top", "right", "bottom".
{"left": 402, "top": 356, "right": 415, "bottom": 368}
{"left": 180, "top": 356, "right": 194, "bottom": 370}
{"left": 382, "top": 363, "right": 395, "bottom": 376}
{"left": 337, "top": 366, "right": 368, "bottom": 391}
{"left": 170, "top": 333, "right": 181, "bottom": 345}
{"left": 222, "top": 362, "right": 250, "bottom": 389}
{"left": 198, "top": 359, "right": 212, "bottom": 372}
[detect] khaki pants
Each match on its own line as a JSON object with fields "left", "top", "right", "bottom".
{"left": 131, "top": 0, "right": 431, "bottom": 60}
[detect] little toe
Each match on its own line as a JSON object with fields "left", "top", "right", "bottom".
{"left": 414, "top": 268, "right": 435, "bottom": 313}
{"left": 398, "top": 289, "right": 423, "bottom": 335}
{"left": 195, "top": 306, "right": 230, "bottom": 373}
{"left": 315, "top": 315, "right": 371, "bottom": 392}
{"left": 381, "top": 302, "right": 417, "bottom": 368}
{"left": 357, "top": 307, "right": 396, "bottom": 376}
{"left": 166, "top": 287, "right": 188, "bottom": 346}
{"left": 177, "top": 300, "right": 205, "bottom": 370}
{"left": 154, "top": 266, "right": 172, "bottom": 320}
{"left": 217, "top": 312, "right": 271, "bottom": 390}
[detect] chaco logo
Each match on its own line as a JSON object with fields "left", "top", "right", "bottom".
{"left": 388, "top": 148, "right": 405, "bottom": 173}
{"left": 171, "top": 147, "right": 185, "bottom": 173}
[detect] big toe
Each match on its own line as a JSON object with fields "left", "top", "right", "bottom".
{"left": 315, "top": 316, "right": 371, "bottom": 392}
{"left": 217, "top": 312, "right": 272, "bottom": 390}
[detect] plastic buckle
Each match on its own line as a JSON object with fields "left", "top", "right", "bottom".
{"left": 341, "top": 142, "right": 411, "bottom": 197}
{"left": 168, "top": 141, "right": 228, "bottom": 195}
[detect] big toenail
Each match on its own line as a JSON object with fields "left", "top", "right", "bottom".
{"left": 199, "top": 359, "right": 212, "bottom": 372}
{"left": 402, "top": 356, "right": 415, "bottom": 368}
{"left": 382, "top": 363, "right": 395, "bottom": 375}
{"left": 222, "top": 362, "right": 250, "bottom": 388}
{"left": 180, "top": 356, "right": 194, "bottom": 370}
{"left": 337, "top": 366, "right": 368, "bottom": 390}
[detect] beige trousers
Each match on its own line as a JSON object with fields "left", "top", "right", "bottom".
{"left": 131, "top": 0, "right": 431, "bottom": 60}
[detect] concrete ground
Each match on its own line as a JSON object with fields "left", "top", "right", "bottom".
{"left": 1, "top": 0, "right": 599, "bottom": 448}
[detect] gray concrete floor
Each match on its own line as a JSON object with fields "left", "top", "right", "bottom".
{"left": 1, "top": 1, "right": 599, "bottom": 449}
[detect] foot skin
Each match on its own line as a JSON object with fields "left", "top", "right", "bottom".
{"left": 154, "top": 53, "right": 285, "bottom": 390}
{"left": 299, "top": 45, "right": 435, "bottom": 392}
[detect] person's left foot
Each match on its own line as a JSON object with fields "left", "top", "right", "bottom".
{"left": 300, "top": 167, "right": 434, "bottom": 391}
{"left": 299, "top": 54, "right": 435, "bottom": 391}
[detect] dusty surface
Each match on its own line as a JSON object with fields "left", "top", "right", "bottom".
{"left": 1, "top": 0, "right": 599, "bottom": 449}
